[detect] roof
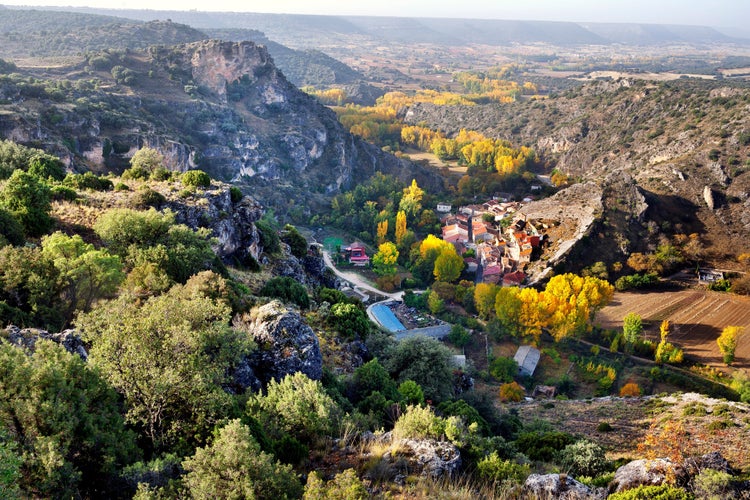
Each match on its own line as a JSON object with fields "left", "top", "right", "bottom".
{"left": 514, "top": 345, "right": 541, "bottom": 377}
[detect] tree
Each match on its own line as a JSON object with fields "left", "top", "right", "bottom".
{"left": 128, "top": 147, "right": 164, "bottom": 177}
{"left": 260, "top": 276, "right": 310, "bottom": 309}
{"left": 489, "top": 356, "right": 518, "bottom": 383}
{"left": 398, "top": 380, "right": 425, "bottom": 406}
{"left": 717, "top": 326, "right": 743, "bottom": 365}
{"left": 619, "top": 382, "right": 642, "bottom": 398}
{"left": 329, "top": 302, "right": 369, "bottom": 339}
{"left": 434, "top": 246, "right": 464, "bottom": 283}
{"left": 447, "top": 324, "right": 471, "bottom": 348}
{"left": 427, "top": 290, "right": 444, "bottom": 314}
{"left": 349, "top": 359, "right": 399, "bottom": 403}
{"left": 372, "top": 241, "right": 399, "bottom": 276}
{"left": 280, "top": 224, "right": 308, "bottom": 259}
{"left": 181, "top": 169, "right": 211, "bottom": 188}
{"left": 247, "top": 372, "right": 343, "bottom": 445}
{"left": 182, "top": 420, "right": 302, "bottom": 500}
{"left": 395, "top": 210, "right": 407, "bottom": 247}
{"left": 544, "top": 274, "right": 614, "bottom": 340}
{"left": 304, "top": 469, "right": 368, "bottom": 500}
{"left": 387, "top": 336, "right": 454, "bottom": 402}
{"left": 0, "top": 341, "right": 139, "bottom": 497}
{"left": 558, "top": 440, "right": 609, "bottom": 478}
{"left": 376, "top": 220, "right": 388, "bottom": 244}
{"left": 398, "top": 179, "right": 424, "bottom": 219}
{"left": 494, "top": 287, "right": 523, "bottom": 337}
{"left": 0, "top": 170, "right": 52, "bottom": 236}
{"left": 622, "top": 312, "right": 643, "bottom": 353}
{"left": 498, "top": 381, "right": 524, "bottom": 402}
{"left": 475, "top": 282, "right": 500, "bottom": 319}
{"left": 77, "top": 284, "right": 252, "bottom": 452}
{"left": 0, "top": 209, "right": 24, "bottom": 247}
{"left": 655, "top": 320, "right": 684, "bottom": 364}
{"left": 41, "top": 232, "right": 124, "bottom": 324}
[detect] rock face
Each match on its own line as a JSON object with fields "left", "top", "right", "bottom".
{"left": 2, "top": 325, "right": 88, "bottom": 360}
{"left": 165, "top": 185, "right": 264, "bottom": 263}
{"left": 241, "top": 300, "right": 323, "bottom": 387}
{"left": 523, "top": 474, "right": 605, "bottom": 500}
{"left": 273, "top": 244, "right": 339, "bottom": 288}
{"left": 364, "top": 435, "right": 461, "bottom": 482}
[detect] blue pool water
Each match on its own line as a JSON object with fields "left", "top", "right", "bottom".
{"left": 370, "top": 304, "right": 406, "bottom": 332}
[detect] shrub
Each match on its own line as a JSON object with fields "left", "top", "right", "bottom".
{"left": 349, "top": 359, "right": 399, "bottom": 403}
{"left": 597, "top": 422, "right": 613, "bottom": 432}
{"left": 692, "top": 468, "right": 733, "bottom": 499}
{"left": 182, "top": 420, "right": 302, "bottom": 500}
{"left": 607, "top": 484, "right": 691, "bottom": 500}
{"left": 181, "top": 169, "right": 211, "bottom": 188}
{"left": 615, "top": 273, "right": 658, "bottom": 291}
{"left": 247, "top": 372, "right": 343, "bottom": 445}
{"left": 397, "top": 380, "right": 425, "bottom": 406}
{"left": 259, "top": 276, "right": 309, "bottom": 309}
{"left": 229, "top": 186, "right": 243, "bottom": 203}
{"left": 281, "top": 224, "right": 308, "bottom": 258}
{"left": 0, "top": 170, "right": 52, "bottom": 236}
{"left": 149, "top": 167, "right": 173, "bottom": 182}
{"left": 27, "top": 154, "right": 65, "bottom": 181}
{"left": 131, "top": 187, "right": 166, "bottom": 208}
{"left": 498, "top": 381, "right": 524, "bottom": 402}
{"left": 114, "top": 182, "right": 129, "bottom": 191}
{"left": 620, "top": 382, "right": 642, "bottom": 398}
{"left": 255, "top": 221, "right": 280, "bottom": 254}
{"left": 50, "top": 185, "right": 78, "bottom": 201}
{"left": 557, "top": 440, "right": 609, "bottom": 477}
{"left": 304, "top": 469, "right": 368, "bottom": 500}
{"left": 63, "top": 172, "right": 113, "bottom": 191}
{"left": 515, "top": 431, "right": 575, "bottom": 462}
{"left": 329, "top": 302, "right": 369, "bottom": 339}
{"left": 447, "top": 324, "right": 471, "bottom": 347}
{"left": 475, "top": 452, "right": 530, "bottom": 484}
{"left": 490, "top": 357, "right": 519, "bottom": 383}
{"left": 392, "top": 405, "right": 445, "bottom": 440}
{"left": 437, "top": 399, "right": 490, "bottom": 436}
{"left": 0, "top": 209, "right": 24, "bottom": 246}
{"left": 386, "top": 336, "right": 454, "bottom": 402}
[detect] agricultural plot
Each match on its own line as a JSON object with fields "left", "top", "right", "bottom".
{"left": 597, "top": 290, "right": 750, "bottom": 368}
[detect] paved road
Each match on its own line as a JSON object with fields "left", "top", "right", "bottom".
{"left": 321, "top": 250, "right": 403, "bottom": 301}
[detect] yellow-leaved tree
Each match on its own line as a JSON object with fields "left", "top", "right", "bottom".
{"left": 544, "top": 274, "right": 614, "bottom": 340}
{"left": 376, "top": 220, "right": 388, "bottom": 245}
{"left": 717, "top": 325, "right": 743, "bottom": 365}
{"left": 433, "top": 247, "right": 464, "bottom": 283}
{"left": 395, "top": 210, "right": 407, "bottom": 247}
{"left": 372, "top": 242, "right": 398, "bottom": 277}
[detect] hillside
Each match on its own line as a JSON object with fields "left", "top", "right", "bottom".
{"left": 403, "top": 78, "right": 750, "bottom": 270}
{"left": 0, "top": 38, "right": 440, "bottom": 215}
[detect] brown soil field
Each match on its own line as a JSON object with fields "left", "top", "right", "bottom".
{"left": 597, "top": 290, "right": 750, "bottom": 369}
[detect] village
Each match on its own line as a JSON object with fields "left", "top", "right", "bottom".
{"left": 438, "top": 198, "right": 547, "bottom": 287}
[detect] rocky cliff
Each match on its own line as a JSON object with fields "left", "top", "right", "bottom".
{"left": 0, "top": 39, "right": 441, "bottom": 215}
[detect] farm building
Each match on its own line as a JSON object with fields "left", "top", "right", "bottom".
{"left": 514, "top": 345, "right": 541, "bottom": 377}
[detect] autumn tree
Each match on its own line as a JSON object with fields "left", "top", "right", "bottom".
{"left": 544, "top": 274, "right": 614, "bottom": 340}
{"left": 372, "top": 242, "right": 399, "bottom": 276}
{"left": 433, "top": 246, "right": 464, "bottom": 283}
{"left": 475, "top": 282, "right": 500, "bottom": 320}
{"left": 395, "top": 210, "right": 407, "bottom": 247}
{"left": 655, "top": 320, "right": 684, "bottom": 364}
{"left": 399, "top": 179, "right": 424, "bottom": 219}
{"left": 717, "top": 326, "right": 742, "bottom": 365}
{"left": 498, "top": 381, "right": 524, "bottom": 402}
{"left": 494, "top": 286, "right": 523, "bottom": 337}
{"left": 376, "top": 220, "right": 388, "bottom": 245}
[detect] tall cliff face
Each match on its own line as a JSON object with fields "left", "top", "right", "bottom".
{"left": 0, "top": 40, "right": 441, "bottom": 214}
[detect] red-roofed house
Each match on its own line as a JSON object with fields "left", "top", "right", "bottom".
{"left": 345, "top": 243, "right": 370, "bottom": 266}
{"left": 503, "top": 271, "right": 526, "bottom": 287}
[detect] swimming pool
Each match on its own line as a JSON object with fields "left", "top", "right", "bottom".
{"left": 370, "top": 303, "right": 406, "bottom": 332}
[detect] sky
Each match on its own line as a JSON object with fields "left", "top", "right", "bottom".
{"left": 0, "top": 0, "right": 747, "bottom": 29}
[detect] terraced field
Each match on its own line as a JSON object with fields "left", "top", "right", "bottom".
{"left": 597, "top": 290, "right": 750, "bottom": 369}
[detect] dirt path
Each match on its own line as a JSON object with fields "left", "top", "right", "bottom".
{"left": 321, "top": 250, "right": 403, "bottom": 302}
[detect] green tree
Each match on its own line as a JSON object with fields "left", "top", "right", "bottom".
{"left": 77, "top": 283, "right": 252, "bottom": 452}
{"left": 398, "top": 380, "right": 425, "bottom": 406}
{"left": 304, "top": 469, "right": 367, "bottom": 500}
{"left": 372, "top": 241, "right": 399, "bottom": 276}
{"left": 281, "top": 224, "right": 308, "bottom": 259}
{"left": 181, "top": 169, "right": 211, "bottom": 188}
{"left": 260, "top": 276, "right": 310, "bottom": 309}
{"left": 427, "top": 290, "right": 444, "bottom": 314}
{"left": 247, "top": 372, "right": 343, "bottom": 445}
{"left": 329, "top": 302, "right": 369, "bottom": 339}
{"left": 182, "top": 420, "right": 302, "bottom": 500}
{"left": 0, "top": 428, "right": 20, "bottom": 499}
{"left": 0, "top": 245, "right": 62, "bottom": 329}
{"left": 0, "top": 170, "right": 53, "bottom": 236}
{"left": 0, "top": 341, "right": 139, "bottom": 498}
{"left": 622, "top": 312, "right": 643, "bottom": 354}
{"left": 349, "top": 358, "right": 399, "bottom": 403}
{"left": 447, "top": 324, "right": 471, "bottom": 348}
{"left": 127, "top": 147, "right": 164, "bottom": 178}
{"left": 717, "top": 326, "right": 742, "bottom": 365}
{"left": 0, "top": 209, "right": 24, "bottom": 247}
{"left": 41, "top": 232, "right": 124, "bottom": 324}
{"left": 387, "top": 336, "right": 454, "bottom": 402}
{"left": 434, "top": 246, "right": 464, "bottom": 283}
{"left": 489, "top": 356, "right": 518, "bottom": 383}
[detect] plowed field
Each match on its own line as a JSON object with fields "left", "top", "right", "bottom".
{"left": 597, "top": 290, "right": 750, "bottom": 369}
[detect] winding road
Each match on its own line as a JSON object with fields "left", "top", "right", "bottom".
{"left": 321, "top": 250, "right": 403, "bottom": 302}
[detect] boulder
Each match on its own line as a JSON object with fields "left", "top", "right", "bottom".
{"left": 610, "top": 458, "right": 684, "bottom": 493}
{"left": 523, "top": 473, "right": 605, "bottom": 500}
{"left": 366, "top": 436, "right": 461, "bottom": 481}
{"left": 242, "top": 300, "right": 322, "bottom": 386}
{"left": 2, "top": 325, "right": 88, "bottom": 360}
{"left": 683, "top": 451, "right": 733, "bottom": 478}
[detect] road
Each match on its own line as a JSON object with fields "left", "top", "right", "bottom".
{"left": 321, "top": 250, "right": 403, "bottom": 302}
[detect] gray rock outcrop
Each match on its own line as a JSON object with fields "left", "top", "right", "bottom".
{"left": 523, "top": 473, "right": 605, "bottom": 499}
{"left": 239, "top": 300, "right": 322, "bottom": 387}
{"left": 363, "top": 434, "right": 461, "bottom": 481}
{"left": 610, "top": 458, "right": 683, "bottom": 493}
{"left": 2, "top": 325, "right": 88, "bottom": 360}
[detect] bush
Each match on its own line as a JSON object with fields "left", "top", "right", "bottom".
{"left": 181, "top": 169, "right": 211, "bottom": 188}
{"left": 392, "top": 405, "right": 445, "bottom": 440}
{"left": 349, "top": 359, "right": 399, "bottom": 403}
{"left": 131, "top": 187, "right": 166, "bottom": 209}
{"left": 498, "top": 381, "right": 524, "bottom": 402}
{"left": 386, "top": 336, "right": 454, "bottom": 402}
{"left": 475, "top": 452, "right": 530, "bottom": 484}
{"left": 490, "top": 357, "right": 519, "bottom": 383}
{"left": 63, "top": 172, "right": 113, "bottom": 191}
{"left": 515, "top": 431, "right": 575, "bottom": 462}
{"left": 255, "top": 221, "right": 280, "bottom": 254}
{"left": 692, "top": 468, "right": 733, "bottom": 499}
{"left": 0, "top": 209, "right": 24, "bottom": 246}
{"left": 304, "top": 469, "right": 368, "bottom": 500}
{"left": 0, "top": 170, "right": 52, "bottom": 236}
{"left": 329, "top": 302, "right": 369, "bottom": 339}
{"left": 182, "top": 420, "right": 302, "bottom": 499}
{"left": 229, "top": 186, "right": 243, "bottom": 203}
{"left": 615, "top": 273, "right": 659, "bottom": 291}
{"left": 281, "top": 224, "right": 308, "bottom": 259}
{"left": 398, "top": 380, "right": 425, "bottom": 406}
{"left": 27, "top": 154, "right": 65, "bottom": 181}
{"left": 259, "top": 276, "right": 309, "bottom": 309}
{"left": 50, "top": 185, "right": 78, "bottom": 201}
{"left": 557, "top": 440, "right": 609, "bottom": 477}
{"left": 149, "top": 167, "right": 173, "bottom": 182}
{"left": 620, "top": 382, "right": 642, "bottom": 398}
{"left": 597, "top": 422, "right": 613, "bottom": 432}
{"left": 607, "top": 484, "right": 691, "bottom": 500}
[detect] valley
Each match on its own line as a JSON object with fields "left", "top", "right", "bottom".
{"left": 0, "top": 4, "right": 750, "bottom": 499}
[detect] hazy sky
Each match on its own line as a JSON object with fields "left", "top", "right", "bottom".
{"left": 1, "top": 1, "right": 746, "bottom": 29}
